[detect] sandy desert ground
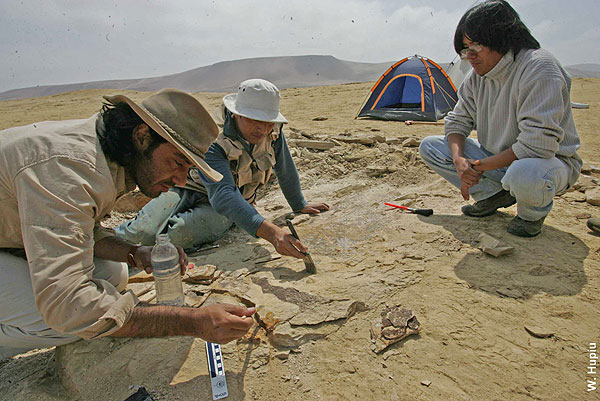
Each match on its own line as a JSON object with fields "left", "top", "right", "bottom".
{"left": 0, "top": 78, "right": 599, "bottom": 401}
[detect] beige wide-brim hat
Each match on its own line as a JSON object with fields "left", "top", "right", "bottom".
{"left": 223, "top": 79, "right": 288, "bottom": 124}
{"left": 104, "top": 88, "right": 222, "bottom": 182}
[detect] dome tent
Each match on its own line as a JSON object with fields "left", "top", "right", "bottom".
{"left": 357, "top": 55, "right": 458, "bottom": 122}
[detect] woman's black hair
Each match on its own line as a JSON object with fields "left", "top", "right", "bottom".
{"left": 454, "top": 0, "right": 540, "bottom": 56}
{"left": 98, "top": 102, "right": 167, "bottom": 166}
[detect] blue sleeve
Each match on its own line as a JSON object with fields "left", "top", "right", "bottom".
{"left": 199, "top": 143, "right": 265, "bottom": 237}
{"left": 273, "top": 132, "right": 307, "bottom": 212}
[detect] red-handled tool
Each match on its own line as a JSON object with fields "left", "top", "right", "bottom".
{"left": 385, "top": 202, "right": 433, "bottom": 216}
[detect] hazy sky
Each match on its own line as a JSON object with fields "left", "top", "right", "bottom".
{"left": 1, "top": 0, "right": 598, "bottom": 93}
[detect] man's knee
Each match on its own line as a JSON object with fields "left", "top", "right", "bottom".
{"left": 165, "top": 217, "right": 198, "bottom": 250}
{"left": 418, "top": 135, "right": 445, "bottom": 162}
{"left": 502, "top": 159, "right": 558, "bottom": 207}
{"left": 167, "top": 211, "right": 232, "bottom": 250}
{"left": 115, "top": 217, "right": 162, "bottom": 246}
{"left": 115, "top": 191, "right": 181, "bottom": 245}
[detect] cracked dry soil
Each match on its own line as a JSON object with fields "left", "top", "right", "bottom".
{"left": 0, "top": 79, "right": 599, "bottom": 401}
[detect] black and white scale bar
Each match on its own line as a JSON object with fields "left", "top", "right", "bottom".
{"left": 206, "top": 342, "right": 228, "bottom": 400}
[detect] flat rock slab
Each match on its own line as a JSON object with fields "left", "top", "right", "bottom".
{"left": 402, "top": 137, "right": 421, "bottom": 147}
{"left": 57, "top": 336, "right": 272, "bottom": 400}
{"left": 128, "top": 264, "right": 219, "bottom": 285}
{"left": 573, "top": 175, "right": 598, "bottom": 192}
{"left": 477, "top": 232, "right": 514, "bottom": 257}
{"left": 288, "top": 139, "right": 335, "bottom": 150}
{"left": 366, "top": 165, "right": 398, "bottom": 177}
{"left": 185, "top": 264, "right": 218, "bottom": 284}
{"left": 333, "top": 133, "right": 386, "bottom": 145}
{"left": 56, "top": 337, "right": 225, "bottom": 401}
{"left": 586, "top": 187, "right": 600, "bottom": 206}
{"left": 385, "top": 136, "right": 410, "bottom": 145}
{"left": 561, "top": 191, "right": 587, "bottom": 202}
{"left": 128, "top": 271, "right": 154, "bottom": 283}
{"left": 55, "top": 271, "right": 368, "bottom": 399}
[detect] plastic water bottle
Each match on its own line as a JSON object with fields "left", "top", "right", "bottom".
{"left": 151, "top": 234, "right": 184, "bottom": 306}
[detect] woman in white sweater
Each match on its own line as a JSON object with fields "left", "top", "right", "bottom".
{"left": 419, "top": 0, "right": 582, "bottom": 237}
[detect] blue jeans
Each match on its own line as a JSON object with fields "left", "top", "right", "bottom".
{"left": 0, "top": 252, "right": 127, "bottom": 359}
{"left": 419, "top": 135, "right": 571, "bottom": 221}
{"left": 115, "top": 188, "right": 233, "bottom": 250}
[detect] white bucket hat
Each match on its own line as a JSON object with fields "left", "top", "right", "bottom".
{"left": 104, "top": 88, "right": 222, "bottom": 182}
{"left": 223, "top": 79, "right": 288, "bottom": 124}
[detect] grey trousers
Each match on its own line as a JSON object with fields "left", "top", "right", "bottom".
{"left": 419, "top": 135, "right": 573, "bottom": 221}
{"left": 115, "top": 188, "right": 233, "bottom": 250}
{"left": 0, "top": 250, "right": 128, "bottom": 359}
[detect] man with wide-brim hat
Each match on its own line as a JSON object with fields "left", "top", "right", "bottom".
{"left": 116, "top": 79, "right": 329, "bottom": 258}
{"left": 0, "top": 88, "right": 255, "bottom": 359}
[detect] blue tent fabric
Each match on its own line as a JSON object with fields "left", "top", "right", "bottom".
{"left": 357, "top": 55, "right": 458, "bottom": 122}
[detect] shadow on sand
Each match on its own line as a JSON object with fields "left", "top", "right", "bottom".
{"left": 419, "top": 212, "right": 589, "bottom": 299}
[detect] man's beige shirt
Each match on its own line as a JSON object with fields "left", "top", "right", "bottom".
{"left": 0, "top": 115, "right": 139, "bottom": 339}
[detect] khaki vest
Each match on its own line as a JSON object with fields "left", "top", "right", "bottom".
{"left": 215, "top": 130, "right": 279, "bottom": 204}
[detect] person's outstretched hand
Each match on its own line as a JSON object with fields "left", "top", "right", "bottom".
{"left": 299, "top": 202, "right": 329, "bottom": 214}
{"left": 196, "top": 304, "right": 256, "bottom": 343}
{"left": 273, "top": 227, "right": 308, "bottom": 259}
{"left": 256, "top": 220, "right": 308, "bottom": 259}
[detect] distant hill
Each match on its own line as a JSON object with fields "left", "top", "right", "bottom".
{"left": 564, "top": 63, "right": 600, "bottom": 78}
{"left": 0, "top": 55, "right": 392, "bottom": 101}
{"left": 1, "top": 55, "right": 598, "bottom": 101}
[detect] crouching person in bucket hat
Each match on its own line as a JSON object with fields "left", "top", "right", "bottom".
{"left": 116, "top": 79, "right": 329, "bottom": 258}
{"left": 0, "top": 89, "right": 255, "bottom": 359}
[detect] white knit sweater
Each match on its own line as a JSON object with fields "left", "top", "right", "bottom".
{"left": 444, "top": 48, "right": 582, "bottom": 185}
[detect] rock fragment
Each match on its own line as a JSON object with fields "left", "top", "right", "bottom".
{"left": 366, "top": 166, "right": 397, "bottom": 177}
{"left": 128, "top": 271, "right": 154, "bottom": 283}
{"left": 524, "top": 326, "right": 554, "bottom": 338}
{"left": 184, "top": 264, "right": 218, "bottom": 284}
{"left": 581, "top": 163, "right": 592, "bottom": 175}
{"left": 561, "top": 191, "right": 586, "bottom": 202}
{"left": 289, "top": 139, "right": 335, "bottom": 150}
{"left": 585, "top": 187, "right": 600, "bottom": 206}
{"left": 573, "top": 175, "right": 598, "bottom": 192}
{"left": 477, "top": 232, "right": 514, "bottom": 257}
{"left": 334, "top": 132, "right": 386, "bottom": 145}
{"left": 575, "top": 212, "right": 592, "bottom": 220}
{"left": 401, "top": 137, "right": 421, "bottom": 147}
{"left": 386, "top": 136, "right": 410, "bottom": 145}
{"left": 274, "top": 351, "right": 290, "bottom": 360}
